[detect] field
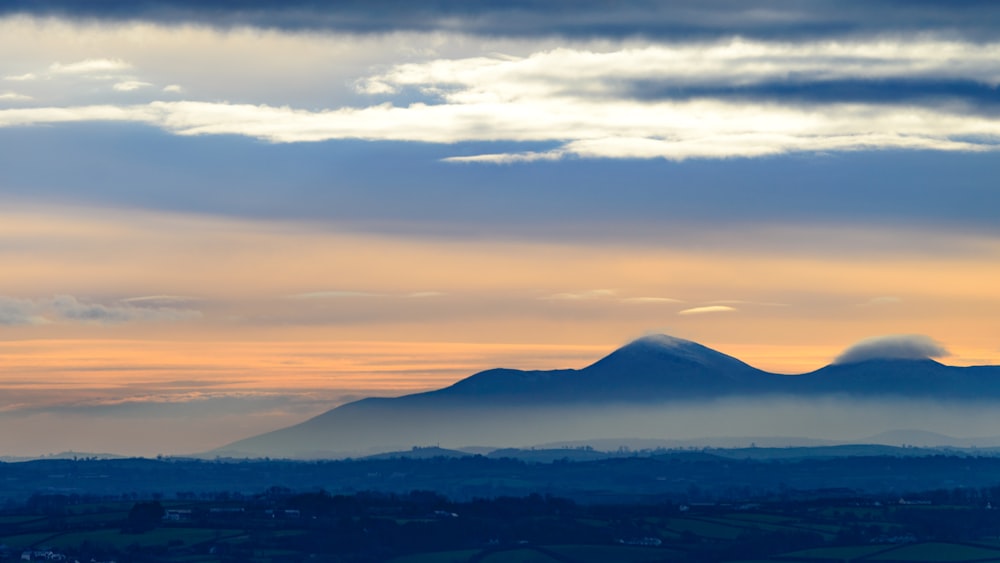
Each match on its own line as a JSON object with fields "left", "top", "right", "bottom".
{"left": 4, "top": 493, "right": 1000, "bottom": 562}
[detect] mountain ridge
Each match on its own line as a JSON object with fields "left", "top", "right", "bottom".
{"left": 214, "top": 334, "right": 1000, "bottom": 459}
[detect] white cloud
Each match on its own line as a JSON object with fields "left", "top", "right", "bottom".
{"left": 49, "top": 58, "right": 131, "bottom": 75}
{"left": 2, "top": 98, "right": 998, "bottom": 161}
{"left": 678, "top": 305, "right": 737, "bottom": 315}
{"left": 834, "top": 334, "right": 950, "bottom": 364}
{"left": 444, "top": 150, "right": 566, "bottom": 164}
{"left": 162, "top": 84, "right": 183, "bottom": 93}
{"left": 113, "top": 80, "right": 152, "bottom": 92}
{"left": 0, "top": 92, "right": 31, "bottom": 101}
{"left": 359, "top": 40, "right": 1000, "bottom": 96}
{"left": 3, "top": 72, "right": 36, "bottom": 81}
{"left": 3, "top": 34, "right": 1000, "bottom": 160}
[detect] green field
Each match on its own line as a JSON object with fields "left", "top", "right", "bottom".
{"left": 780, "top": 544, "right": 896, "bottom": 560}
{"left": 478, "top": 548, "right": 563, "bottom": 563}
{"left": 724, "top": 512, "right": 798, "bottom": 524}
{"left": 35, "top": 527, "right": 244, "bottom": 551}
{"left": 548, "top": 544, "right": 683, "bottom": 562}
{"left": 4, "top": 491, "right": 1000, "bottom": 562}
{"left": 663, "top": 517, "right": 747, "bottom": 540}
{"left": 0, "top": 515, "right": 44, "bottom": 525}
{"left": 867, "top": 542, "right": 1000, "bottom": 561}
{"left": 389, "top": 549, "right": 482, "bottom": 563}
{"left": 0, "top": 531, "right": 63, "bottom": 550}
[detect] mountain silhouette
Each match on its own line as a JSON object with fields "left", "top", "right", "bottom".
{"left": 428, "top": 334, "right": 774, "bottom": 402}
{"left": 796, "top": 359, "right": 1000, "bottom": 397}
{"left": 214, "top": 334, "right": 1000, "bottom": 458}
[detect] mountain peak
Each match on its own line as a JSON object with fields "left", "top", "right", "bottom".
{"left": 600, "top": 334, "right": 744, "bottom": 368}
{"left": 833, "top": 334, "right": 950, "bottom": 365}
{"left": 627, "top": 333, "right": 699, "bottom": 349}
{"left": 582, "top": 334, "right": 763, "bottom": 389}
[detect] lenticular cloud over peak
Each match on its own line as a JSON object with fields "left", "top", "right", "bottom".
{"left": 834, "top": 334, "right": 950, "bottom": 365}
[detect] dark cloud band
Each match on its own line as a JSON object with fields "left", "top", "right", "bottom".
{"left": 627, "top": 79, "right": 1000, "bottom": 110}
{"left": 4, "top": 0, "right": 1000, "bottom": 40}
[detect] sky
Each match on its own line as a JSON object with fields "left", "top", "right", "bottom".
{"left": 2, "top": 0, "right": 1000, "bottom": 456}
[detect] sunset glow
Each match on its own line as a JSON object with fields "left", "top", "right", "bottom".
{"left": 2, "top": 2, "right": 999, "bottom": 456}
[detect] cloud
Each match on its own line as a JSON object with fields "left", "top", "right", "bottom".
{"left": 0, "top": 295, "right": 201, "bottom": 326}
{"left": 544, "top": 291, "right": 686, "bottom": 306}
{"left": 119, "top": 295, "right": 200, "bottom": 307}
{"left": 834, "top": 334, "right": 950, "bottom": 365}
{"left": 678, "top": 305, "right": 737, "bottom": 315}
{"left": 359, "top": 40, "right": 1000, "bottom": 99}
{"left": 542, "top": 289, "right": 617, "bottom": 301}
{"left": 709, "top": 300, "right": 788, "bottom": 307}
{"left": 2, "top": 98, "right": 998, "bottom": 161}
{"left": 0, "top": 296, "right": 49, "bottom": 326}
{"left": 287, "top": 291, "right": 382, "bottom": 299}
{"left": 113, "top": 80, "right": 152, "bottom": 92}
{"left": 4, "top": 37, "right": 1000, "bottom": 161}
{"left": 4, "top": 1, "right": 1000, "bottom": 41}
{"left": 622, "top": 297, "right": 684, "bottom": 304}
{"left": 4, "top": 72, "right": 36, "bottom": 81}
{"left": 49, "top": 58, "right": 131, "bottom": 75}
{"left": 444, "top": 150, "right": 565, "bottom": 164}
{"left": 162, "top": 84, "right": 183, "bottom": 93}
{"left": 0, "top": 91, "right": 31, "bottom": 101}
{"left": 5, "top": 390, "right": 328, "bottom": 418}
{"left": 286, "top": 290, "right": 444, "bottom": 300}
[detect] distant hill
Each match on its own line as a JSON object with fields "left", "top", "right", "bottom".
{"left": 0, "top": 451, "right": 127, "bottom": 463}
{"left": 858, "top": 429, "right": 1000, "bottom": 449}
{"left": 707, "top": 444, "right": 944, "bottom": 461}
{"left": 213, "top": 334, "right": 1000, "bottom": 459}
{"left": 363, "top": 446, "right": 470, "bottom": 460}
{"left": 485, "top": 448, "right": 621, "bottom": 463}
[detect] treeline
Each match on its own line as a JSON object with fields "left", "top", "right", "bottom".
{"left": 9, "top": 486, "right": 1000, "bottom": 562}
{"left": 9, "top": 452, "right": 1000, "bottom": 505}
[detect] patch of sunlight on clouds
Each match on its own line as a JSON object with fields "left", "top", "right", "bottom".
{"left": 4, "top": 29, "right": 1000, "bottom": 160}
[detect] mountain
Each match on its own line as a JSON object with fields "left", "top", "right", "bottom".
{"left": 794, "top": 359, "right": 1000, "bottom": 398}
{"left": 213, "top": 334, "right": 1000, "bottom": 459}
{"left": 426, "top": 334, "right": 776, "bottom": 402}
